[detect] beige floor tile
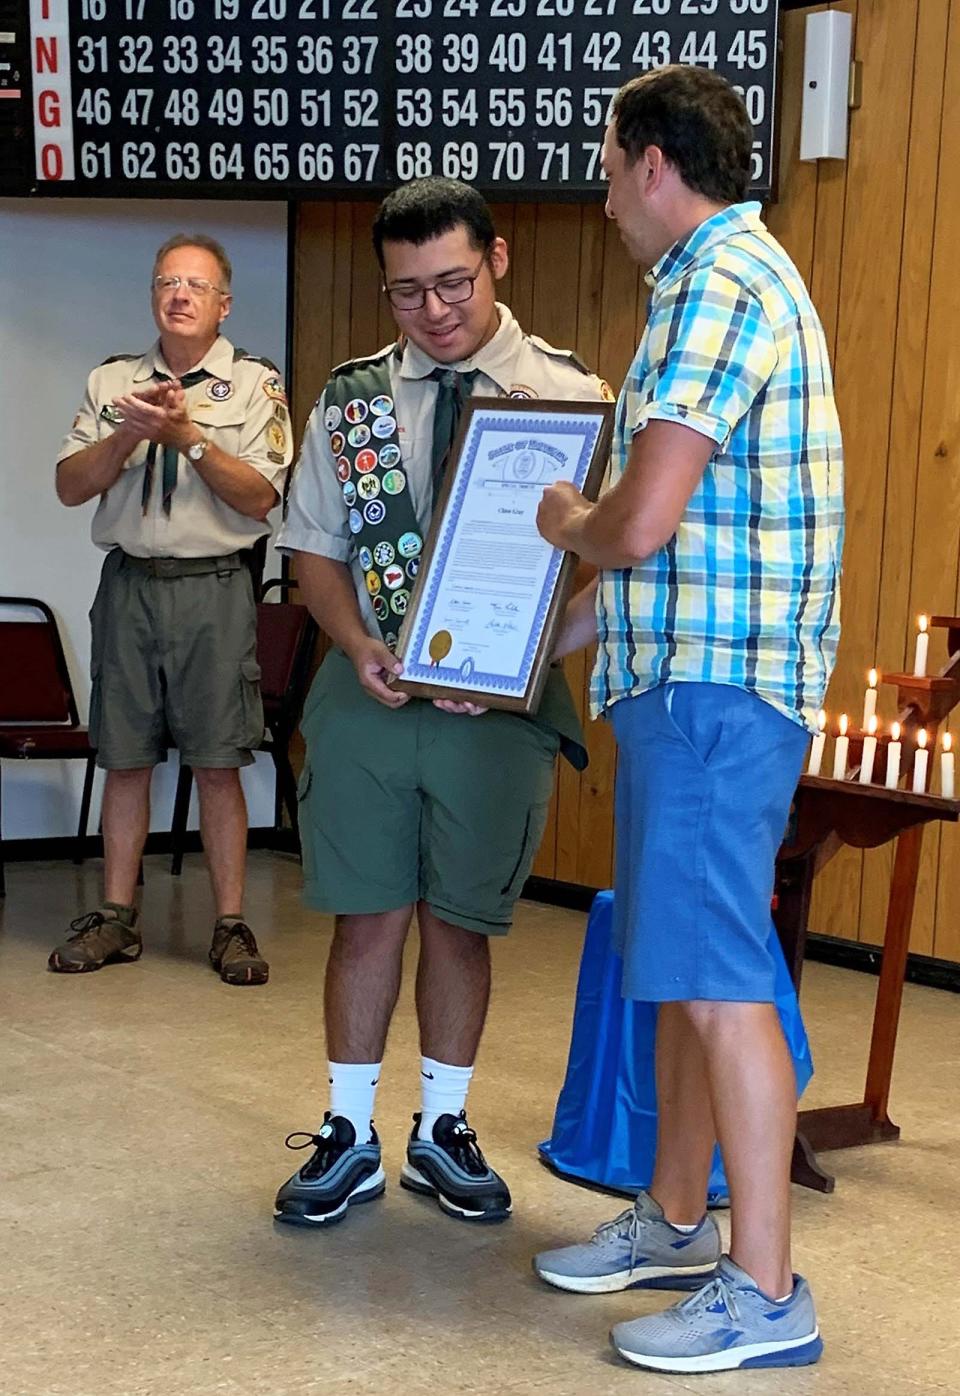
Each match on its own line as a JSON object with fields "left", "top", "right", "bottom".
{"left": 1, "top": 852, "right": 958, "bottom": 1396}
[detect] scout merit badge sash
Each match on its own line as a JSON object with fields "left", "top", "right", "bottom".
{"left": 322, "top": 351, "right": 425, "bottom": 652}
{"left": 322, "top": 351, "right": 588, "bottom": 770}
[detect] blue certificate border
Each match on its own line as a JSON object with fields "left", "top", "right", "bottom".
{"left": 403, "top": 409, "right": 602, "bottom": 695}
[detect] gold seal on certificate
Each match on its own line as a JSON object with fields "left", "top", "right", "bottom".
{"left": 393, "top": 399, "right": 613, "bottom": 713}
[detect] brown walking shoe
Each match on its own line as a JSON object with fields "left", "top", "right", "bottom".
{"left": 209, "top": 918, "right": 269, "bottom": 986}
{"left": 48, "top": 904, "right": 142, "bottom": 973}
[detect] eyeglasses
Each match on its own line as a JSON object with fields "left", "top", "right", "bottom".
{"left": 383, "top": 255, "right": 487, "bottom": 311}
{"left": 152, "top": 275, "right": 228, "bottom": 297}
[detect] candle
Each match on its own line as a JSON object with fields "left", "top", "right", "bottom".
{"left": 942, "top": 732, "right": 955, "bottom": 800}
{"left": 807, "top": 710, "right": 827, "bottom": 776}
{"left": 885, "top": 722, "right": 902, "bottom": 789}
{"left": 858, "top": 715, "right": 879, "bottom": 784}
{"left": 913, "top": 614, "right": 929, "bottom": 678}
{"left": 862, "top": 669, "right": 878, "bottom": 730}
{"left": 832, "top": 714, "right": 849, "bottom": 780}
{"left": 912, "top": 728, "right": 929, "bottom": 794}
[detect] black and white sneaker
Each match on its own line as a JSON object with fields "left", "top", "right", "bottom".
{"left": 400, "top": 1111, "right": 512, "bottom": 1222}
{"left": 273, "top": 1113, "right": 385, "bottom": 1226}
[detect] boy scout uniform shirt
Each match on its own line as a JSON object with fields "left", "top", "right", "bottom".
{"left": 58, "top": 335, "right": 292, "bottom": 558}
{"left": 279, "top": 304, "right": 609, "bottom": 636}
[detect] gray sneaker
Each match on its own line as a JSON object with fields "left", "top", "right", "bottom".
{"left": 48, "top": 904, "right": 141, "bottom": 973}
{"left": 533, "top": 1190, "right": 720, "bottom": 1294}
{"left": 610, "top": 1255, "right": 823, "bottom": 1373}
{"left": 274, "top": 1114, "right": 385, "bottom": 1226}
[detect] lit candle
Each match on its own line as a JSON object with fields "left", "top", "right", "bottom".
{"left": 942, "top": 732, "right": 955, "bottom": 800}
{"left": 862, "top": 669, "right": 878, "bottom": 730}
{"left": 807, "top": 709, "right": 827, "bottom": 776}
{"left": 912, "top": 728, "right": 929, "bottom": 794}
{"left": 913, "top": 614, "right": 929, "bottom": 678}
{"left": 832, "top": 713, "right": 849, "bottom": 780}
{"left": 885, "top": 722, "right": 902, "bottom": 789}
{"left": 858, "top": 715, "right": 879, "bottom": 784}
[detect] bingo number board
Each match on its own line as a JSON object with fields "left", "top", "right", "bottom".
{"left": 5, "top": 0, "right": 778, "bottom": 199}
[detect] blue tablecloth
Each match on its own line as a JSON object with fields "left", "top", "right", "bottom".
{"left": 539, "top": 890, "right": 813, "bottom": 1203}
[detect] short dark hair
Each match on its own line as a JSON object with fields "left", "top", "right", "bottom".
{"left": 372, "top": 178, "right": 496, "bottom": 269}
{"left": 153, "top": 233, "right": 232, "bottom": 288}
{"left": 612, "top": 67, "right": 753, "bottom": 204}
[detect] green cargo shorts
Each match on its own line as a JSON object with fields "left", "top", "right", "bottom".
{"left": 89, "top": 548, "right": 263, "bottom": 770}
{"left": 297, "top": 648, "right": 560, "bottom": 935}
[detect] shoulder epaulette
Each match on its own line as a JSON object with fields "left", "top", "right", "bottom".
{"left": 99, "top": 352, "right": 141, "bottom": 366}
{"left": 526, "top": 335, "right": 593, "bottom": 376}
{"left": 329, "top": 344, "right": 397, "bottom": 378}
{"left": 234, "top": 348, "right": 281, "bottom": 373}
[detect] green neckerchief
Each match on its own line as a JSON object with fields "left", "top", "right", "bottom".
{"left": 141, "top": 366, "right": 207, "bottom": 515}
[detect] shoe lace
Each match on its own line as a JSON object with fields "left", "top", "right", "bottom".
{"left": 284, "top": 1118, "right": 345, "bottom": 1180}
{"left": 223, "top": 924, "right": 260, "bottom": 958}
{"left": 443, "top": 1117, "right": 488, "bottom": 1177}
{"left": 592, "top": 1206, "right": 646, "bottom": 1271}
{"left": 66, "top": 911, "right": 108, "bottom": 943}
{"left": 677, "top": 1274, "right": 741, "bottom": 1325}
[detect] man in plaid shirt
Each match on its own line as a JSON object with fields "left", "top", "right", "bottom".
{"left": 533, "top": 67, "right": 843, "bottom": 1375}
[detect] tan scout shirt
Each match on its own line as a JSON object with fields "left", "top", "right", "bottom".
{"left": 279, "top": 305, "right": 609, "bottom": 637}
{"left": 58, "top": 335, "right": 292, "bottom": 558}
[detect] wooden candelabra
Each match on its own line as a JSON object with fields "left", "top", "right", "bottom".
{"left": 774, "top": 617, "right": 960, "bottom": 1193}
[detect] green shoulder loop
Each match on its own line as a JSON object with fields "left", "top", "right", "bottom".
{"left": 526, "top": 335, "right": 593, "bottom": 376}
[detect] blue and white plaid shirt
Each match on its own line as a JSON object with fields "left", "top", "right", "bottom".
{"left": 592, "top": 202, "right": 844, "bottom": 731}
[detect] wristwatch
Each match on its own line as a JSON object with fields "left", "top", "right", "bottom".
{"left": 186, "top": 436, "right": 210, "bottom": 462}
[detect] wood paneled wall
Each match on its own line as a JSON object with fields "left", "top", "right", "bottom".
{"left": 291, "top": 0, "right": 960, "bottom": 962}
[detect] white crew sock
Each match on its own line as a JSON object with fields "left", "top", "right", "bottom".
{"left": 328, "top": 1060, "right": 381, "bottom": 1143}
{"left": 417, "top": 1056, "right": 474, "bottom": 1140}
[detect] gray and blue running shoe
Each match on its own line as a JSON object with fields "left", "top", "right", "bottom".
{"left": 274, "top": 1113, "right": 385, "bottom": 1226}
{"left": 400, "top": 1112, "right": 511, "bottom": 1222}
{"left": 533, "top": 1190, "right": 720, "bottom": 1294}
{"left": 610, "top": 1255, "right": 823, "bottom": 1373}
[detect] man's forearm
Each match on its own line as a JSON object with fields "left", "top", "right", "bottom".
{"left": 55, "top": 432, "right": 141, "bottom": 506}
{"left": 553, "top": 576, "right": 600, "bottom": 660}
{"left": 192, "top": 443, "right": 278, "bottom": 520}
{"left": 292, "top": 552, "right": 370, "bottom": 656}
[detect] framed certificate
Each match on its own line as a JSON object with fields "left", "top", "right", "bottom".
{"left": 393, "top": 398, "right": 613, "bottom": 712}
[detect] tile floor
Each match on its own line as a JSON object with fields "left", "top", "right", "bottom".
{"left": 1, "top": 851, "right": 957, "bottom": 1396}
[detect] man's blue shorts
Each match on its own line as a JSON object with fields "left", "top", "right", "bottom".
{"left": 610, "top": 682, "right": 809, "bottom": 1004}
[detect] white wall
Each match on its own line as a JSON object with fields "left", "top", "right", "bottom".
{"left": 0, "top": 197, "right": 289, "bottom": 840}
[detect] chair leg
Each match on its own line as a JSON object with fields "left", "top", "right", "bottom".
{"left": 74, "top": 754, "right": 96, "bottom": 865}
{"left": 170, "top": 762, "right": 193, "bottom": 876}
{"left": 0, "top": 764, "right": 5, "bottom": 897}
{"left": 273, "top": 748, "right": 300, "bottom": 852}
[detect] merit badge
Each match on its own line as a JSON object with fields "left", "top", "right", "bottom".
{"left": 381, "top": 469, "right": 406, "bottom": 496}
{"left": 357, "top": 474, "right": 381, "bottom": 501}
{"left": 348, "top": 508, "right": 363, "bottom": 534}
{"left": 342, "top": 480, "right": 357, "bottom": 506}
{"left": 378, "top": 443, "right": 401, "bottom": 469}
{"left": 347, "top": 424, "right": 371, "bottom": 449}
{"left": 508, "top": 384, "right": 537, "bottom": 399}
{"left": 372, "top": 595, "right": 389, "bottom": 621}
{"left": 365, "top": 570, "right": 381, "bottom": 595}
{"left": 371, "top": 415, "right": 397, "bottom": 440}
{"left": 363, "top": 499, "right": 386, "bottom": 526}
{"left": 267, "top": 421, "right": 286, "bottom": 454}
{"left": 336, "top": 458, "right": 351, "bottom": 483}
{"left": 262, "top": 377, "right": 287, "bottom": 403}
{"left": 345, "top": 398, "right": 368, "bottom": 425}
{"left": 207, "top": 378, "right": 232, "bottom": 401}
{"left": 398, "top": 531, "right": 422, "bottom": 558}
{"left": 330, "top": 431, "right": 346, "bottom": 456}
{"left": 355, "top": 449, "right": 378, "bottom": 474}
{"left": 383, "top": 563, "right": 404, "bottom": 590}
{"left": 324, "top": 404, "right": 342, "bottom": 432}
{"left": 373, "top": 541, "right": 395, "bottom": 567}
{"left": 370, "top": 394, "right": 394, "bottom": 417}
{"left": 390, "top": 590, "right": 410, "bottom": 617}
{"left": 358, "top": 545, "right": 373, "bottom": 570}
{"left": 405, "top": 558, "right": 420, "bottom": 580}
